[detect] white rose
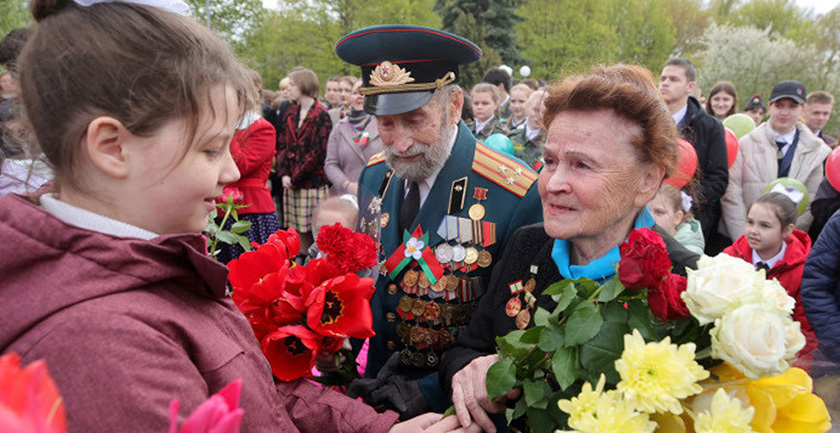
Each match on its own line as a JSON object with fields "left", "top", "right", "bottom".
{"left": 783, "top": 318, "right": 806, "bottom": 360}
{"left": 710, "top": 305, "right": 790, "bottom": 379}
{"left": 683, "top": 255, "right": 766, "bottom": 325}
{"left": 761, "top": 278, "right": 796, "bottom": 316}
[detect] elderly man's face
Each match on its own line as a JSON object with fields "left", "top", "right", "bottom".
{"left": 538, "top": 109, "right": 661, "bottom": 246}
{"left": 376, "top": 89, "right": 464, "bottom": 181}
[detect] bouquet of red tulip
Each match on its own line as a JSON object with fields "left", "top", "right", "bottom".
{"left": 228, "top": 224, "right": 378, "bottom": 385}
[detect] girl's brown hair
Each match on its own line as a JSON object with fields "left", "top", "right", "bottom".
{"left": 289, "top": 68, "right": 320, "bottom": 100}
{"left": 705, "top": 81, "right": 738, "bottom": 118}
{"left": 18, "top": 0, "right": 252, "bottom": 188}
{"left": 753, "top": 192, "right": 798, "bottom": 227}
{"left": 542, "top": 64, "right": 679, "bottom": 178}
{"left": 655, "top": 184, "right": 691, "bottom": 224}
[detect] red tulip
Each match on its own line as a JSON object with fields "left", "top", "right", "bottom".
{"left": 228, "top": 228, "right": 300, "bottom": 293}
{"left": 169, "top": 379, "right": 244, "bottom": 433}
{"left": 306, "top": 274, "right": 376, "bottom": 342}
{"left": 261, "top": 326, "right": 320, "bottom": 381}
{"left": 0, "top": 353, "right": 66, "bottom": 433}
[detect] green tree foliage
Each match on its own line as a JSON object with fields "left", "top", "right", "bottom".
{"left": 728, "top": 0, "right": 816, "bottom": 42}
{"left": 436, "top": 0, "right": 525, "bottom": 65}
{"left": 515, "top": 0, "right": 615, "bottom": 81}
{"left": 186, "top": 0, "right": 265, "bottom": 48}
{"left": 0, "top": 0, "right": 33, "bottom": 42}
{"left": 608, "top": 0, "right": 675, "bottom": 72}
{"left": 663, "top": 0, "right": 710, "bottom": 57}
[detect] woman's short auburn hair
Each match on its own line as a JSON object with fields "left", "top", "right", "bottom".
{"left": 289, "top": 68, "right": 320, "bottom": 99}
{"left": 542, "top": 64, "right": 679, "bottom": 179}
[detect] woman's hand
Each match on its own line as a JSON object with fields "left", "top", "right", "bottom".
{"left": 451, "top": 355, "right": 520, "bottom": 433}
{"left": 347, "top": 182, "right": 358, "bottom": 196}
{"left": 389, "top": 413, "right": 482, "bottom": 433}
{"left": 281, "top": 175, "right": 292, "bottom": 189}
{"left": 315, "top": 339, "right": 350, "bottom": 373}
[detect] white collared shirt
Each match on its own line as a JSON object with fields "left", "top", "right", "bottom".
{"left": 671, "top": 104, "right": 688, "bottom": 126}
{"left": 525, "top": 122, "right": 541, "bottom": 142}
{"left": 474, "top": 116, "right": 495, "bottom": 136}
{"left": 753, "top": 241, "right": 787, "bottom": 270}
{"left": 774, "top": 129, "right": 797, "bottom": 158}
{"left": 41, "top": 194, "right": 159, "bottom": 240}
{"left": 404, "top": 129, "right": 458, "bottom": 209}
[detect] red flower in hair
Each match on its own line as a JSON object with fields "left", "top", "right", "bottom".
{"left": 306, "top": 274, "right": 376, "bottom": 342}
{"left": 261, "top": 325, "right": 320, "bottom": 381}
{"left": 316, "top": 224, "right": 378, "bottom": 277}
{"left": 618, "top": 228, "right": 671, "bottom": 291}
{"left": 647, "top": 273, "right": 690, "bottom": 321}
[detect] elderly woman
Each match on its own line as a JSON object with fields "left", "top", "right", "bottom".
{"left": 438, "top": 64, "right": 701, "bottom": 433}
{"left": 324, "top": 79, "right": 384, "bottom": 195}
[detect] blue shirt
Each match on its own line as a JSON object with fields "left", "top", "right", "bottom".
{"left": 550, "top": 207, "right": 655, "bottom": 283}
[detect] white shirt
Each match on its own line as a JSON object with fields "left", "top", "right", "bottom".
{"left": 671, "top": 104, "right": 688, "bottom": 126}
{"left": 474, "top": 116, "right": 495, "bottom": 136}
{"left": 525, "top": 122, "right": 541, "bottom": 142}
{"left": 41, "top": 193, "right": 158, "bottom": 240}
{"left": 404, "top": 129, "right": 458, "bottom": 209}
{"left": 752, "top": 241, "right": 787, "bottom": 270}
{"left": 774, "top": 129, "right": 797, "bottom": 158}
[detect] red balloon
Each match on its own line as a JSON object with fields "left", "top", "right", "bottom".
{"left": 828, "top": 147, "right": 840, "bottom": 192}
{"left": 665, "top": 138, "right": 698, "bottom": 189}
{"left": 724, "top": 127, "right": 739, "bottom": 168}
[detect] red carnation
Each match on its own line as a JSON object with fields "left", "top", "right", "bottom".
{"left": 261, "top": 325, "right": 320, "bottom": 381}
{"left": 618, "top": 228, "right": 671, "bottom": 291}
{"left": 316, "top": 224, "right": 378, "bottom": 277}
{"left": 306, "top": 274, "right": 376, "bottom": 341}
{"left": 648, "top": 273, "right": 690, "bottom": 321}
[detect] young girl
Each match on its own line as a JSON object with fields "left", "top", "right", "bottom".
{"left": 504, "top": 83, "right": 532, "bottom": 131}
{"left": 648, "top": 184, "right": 705, "bottom": 255}
{"left": 723, "top": 192, "right": 818, "bottom": 368}
{"left": 468, "top": 82, "right": 508, "bottom": 141}
{"left": 0, "top": 1, "right": 445, "bottom": 432}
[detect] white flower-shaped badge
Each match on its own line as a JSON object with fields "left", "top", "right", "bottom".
{"left": 404, "top": 237, "right": 425, "bottom": 260}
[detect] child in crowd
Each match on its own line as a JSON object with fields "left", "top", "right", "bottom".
{"left": 504, "top": 83, "right": 532, "bottom": 131}
{"left": 0, "top": 1, "right": 447, "bottom": 431}
{"left": 468, "top": 83, "right": 508, "bottom": 141}
{"left": 723, "top": 192, "right": 817, "bottom": 368}
{"left": 306, "top": 194, "right": 359, "bottom": 262}
{"left": 649, "top": 184, "right": 705, "bottom": 255}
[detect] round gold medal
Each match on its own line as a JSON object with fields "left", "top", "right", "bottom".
{"left": 468, "top": 203, "right": 486, "bottom": 220}
{"left": 418, "top": 272, "right": 431, "bottom": 289}
{"left": 431, "top": 277, "right": 446, "bottom": 292}
{"left": 398, "top": 296, "right": 413, "bottom": 312}
{"left": 445, "top": 274, "right": 459, "bottom": 292}
{"left": 411, "top": 299, "right": 426, "bottom": 316}
{"left": 477, "top": 250, "right": 492, "bottom": 268}
{"left": 524, "top": 278, "right": 536, "bottom": 293}
{"left": 402, "top": 269, "right": 419, "bottom": 287}
{"left": 464, "top": 247, "right": 479, "bottom": 265}
{"left": 515, "top": 309, "right": 531, "bottom": 330}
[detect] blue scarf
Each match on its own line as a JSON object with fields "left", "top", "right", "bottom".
{"left": 550, "top": 207, "right": 655, "bottom": 284}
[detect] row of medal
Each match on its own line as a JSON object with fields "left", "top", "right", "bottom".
{"left": 506, "top": 266, "right": 540, "bottom": 330}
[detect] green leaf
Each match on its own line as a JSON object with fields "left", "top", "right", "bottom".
{"left": 564, "top": 302, "right": 603, "bottom": 346}
{"left": 538, "top": 326, "right": 564, "bottom": 352}
{"left": 534, "top": 307, "right": 551, "bottom": 326}
{"left": 237, "top": 235, "right": 252, "bottom": 251}
{"left": 208, "top": 209, "right": 218, "bottom": 220}
{"left": 551, "top": 346, "right": 577, "bottom": 391}
{"left": 543, "top": 280, "right": 574, "bottom": 296}
{"left": 523, "top": 379, "right": 547, "bottom": 407}
{"left": 573, "top": 278, "right": 601, "bottom": 298}
{"left": 496, "top": 330, "right": 532, "bottom": 359}
{"left": 520, "top": 326, "right": 543, "bottom": 344}
{"left": 204, "top": 223, "right": 219, "bottom": 234}
{"left": 627, "top": 299, "right": 658, "bottom": 341}
{"left": 230, "top": 209, "right": 239, "bottom": 220}
{"left": 553, "top": 284, "right": 579, "bottom": 313}
{"left": 486, "top": 358, "right": 517, "bottom": 399}
{"left": 230, "top": 220, "right": 252, "bottom": 234}
{"left": 512, "top": 397, "right": 528, "bottom": 420}
{"left": 526, "top": 407, "right": 556, "bottom": 433}
{"left": 216, "top": 231, "right": 240, "bottom": 245}
{"left": 598, "top": 276, "right": 625, "bottom": 302}
{"left": 579, "top": 318, "right": 629, "bottom": 385}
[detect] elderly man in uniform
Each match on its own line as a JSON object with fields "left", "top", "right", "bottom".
{"left": 335, "top": 25, "right": 543, "bottom": 419}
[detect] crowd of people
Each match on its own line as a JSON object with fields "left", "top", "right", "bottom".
{"left": 2, "top": 1, "right": 840, "bottom": 432}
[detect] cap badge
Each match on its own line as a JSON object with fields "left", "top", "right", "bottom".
{"left": 370, "top": 61, "right": 415, "bottom": 87}
{"left": 797, "top": 88, "right": 803, "bottom": 95}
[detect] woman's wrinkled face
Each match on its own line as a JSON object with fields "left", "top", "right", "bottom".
{"left": 538, "top": 110, "right": 661, "bottom": 244}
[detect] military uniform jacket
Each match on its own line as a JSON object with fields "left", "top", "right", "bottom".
{"left": 466, "top": 116, "right": 509, "bottom": 142}
{"left": 356, "top": 121, "right": 542, "bottom": 410}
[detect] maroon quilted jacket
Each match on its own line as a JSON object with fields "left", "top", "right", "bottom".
{"left": 277, "top": 102, "right": 332, "bottom": 189}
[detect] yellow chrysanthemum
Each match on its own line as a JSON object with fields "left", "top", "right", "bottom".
{"left": 694, "top": 388, "right": 755, "bottom": 433}
{"left": 615, "top": 330, "right": 710, "bottom": 414}
{"left": 709, "top": 363, "right": 832, "bottom": 433}
{"left": 558, "top": 374, "right": 606, "bottom": 426}
{"left": 568, "top": 390, "right": 657, "bottom": 433}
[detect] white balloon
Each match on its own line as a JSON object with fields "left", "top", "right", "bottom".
{"left": 519, "top": 66, "right": 531, "bottom": 77}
